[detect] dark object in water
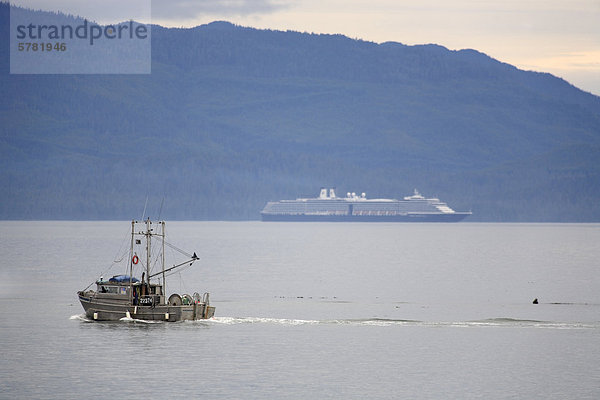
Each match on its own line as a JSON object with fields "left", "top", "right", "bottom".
{"left": 532, "top": 298, "right": 538, "bottom": 304}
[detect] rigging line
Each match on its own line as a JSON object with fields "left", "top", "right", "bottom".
{"left": 177, "top": 269, "right": 191, "bottom": 295}
{"left": 141, "top": 238, "right": 160, "bottom": 277}
{"left": 82, "top": 261, "right": 119, "bottom": 292}
{"left": 83, "top": 224, "right": 133, "bottom": 291}
{"left": 112, "top": 224, "right": 133, "bottom": 263}
{"left": 147, "top": 236, "right": 170, "bottom": 278}
{"left": 157, "top": 196, "right": 165, "bottom": 221}
{"left": 163, "top": 239, "right": 194, "bottom": 258}
{"left": 141, "top": 195, "right": 148, "bottom": 221}
{"left": 112, "top": 250, "right": 127, "bottom": 264}
{"left": 149, "top": 234, "right": 167, "bottom": 273}
{"left": 149, "top": 247, "right": 162, "bottom": 277}
{"left": 165, "top": 263, "right": 191, "bottom": 278}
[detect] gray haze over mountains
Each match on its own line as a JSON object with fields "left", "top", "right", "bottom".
{"left": 1, "top": 3, "right": 599, "bottom": 221}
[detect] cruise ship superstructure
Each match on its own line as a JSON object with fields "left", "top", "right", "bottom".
{"left": 261, "top": 188, "right": 471, "bottom": 222}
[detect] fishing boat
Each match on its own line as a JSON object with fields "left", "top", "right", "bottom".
{"left": 77, "top": 218, "right": 215, "bottom": 321}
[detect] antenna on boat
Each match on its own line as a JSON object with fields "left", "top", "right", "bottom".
{"left": 141, "top": 196, "right": 149, "bottom": 221}
{"left": 157, "top": 196, "right": 165, "bottom": 221}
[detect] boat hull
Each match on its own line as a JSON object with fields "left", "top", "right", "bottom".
{"left": 78, "top": 292, "right": 215, "bottom": 322}
{"left": 261, "top": 212, "right": 471, "bottom": 222}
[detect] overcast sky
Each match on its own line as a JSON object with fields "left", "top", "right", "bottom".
{"left": 13, "top": 0, "right": 600, "bottom": 95}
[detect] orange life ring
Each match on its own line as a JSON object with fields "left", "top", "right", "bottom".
{"left": 132, "top": 255, "right": 139, "bottom": 264}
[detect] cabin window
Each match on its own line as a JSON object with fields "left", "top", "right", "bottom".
{"left": 147, "top": 286, "right": 162, "bottom": 295}
{"left": 99, "top": 285, "right": 119, "bottom": 294}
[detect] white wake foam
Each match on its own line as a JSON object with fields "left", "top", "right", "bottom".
{"left": 69, "top": 314, "right": 89, "bottom": 321}
{"left": 211, "top": 316, "right": 320, "bottom": 325}
{"left": 208, "top": 316, "right": 599, "bottom": 329}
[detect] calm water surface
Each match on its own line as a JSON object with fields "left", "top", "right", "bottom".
{"left": 1, "top": 222, "right": 599, "bottom": 399}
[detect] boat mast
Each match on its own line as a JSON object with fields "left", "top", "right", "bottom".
{"left": 129, "top": 219, "right": 135, "bottom": 303}
{"left": 161, "top": 221, "right": 166, "bottom": 304}
{"left": 145, "top": 218, "right": 151, "bottom": 286}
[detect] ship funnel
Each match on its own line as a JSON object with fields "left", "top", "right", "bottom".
{"left": 319, "top": 188, "right": 328, "bottom": 199}
{"left": 329, "top": 188, "right": 336, "bottom": 198}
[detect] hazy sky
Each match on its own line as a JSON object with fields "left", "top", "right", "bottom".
{"left": 13, "top": 0, "right": 600, "bottom": 95}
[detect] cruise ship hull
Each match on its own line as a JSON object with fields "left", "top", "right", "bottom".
{"left": 261, "top": 212, "right": 471, "bottom": 222}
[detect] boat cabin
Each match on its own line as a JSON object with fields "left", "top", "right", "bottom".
{"left": 95, "top": 275, "right": 165, "bottom": 306}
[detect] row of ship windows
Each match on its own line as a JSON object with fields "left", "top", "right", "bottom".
{"left": 265, "top": 205, "right": 439, "bottom": 212}
{"left": 265, "top": 211, "right": 425, "bottom": 216}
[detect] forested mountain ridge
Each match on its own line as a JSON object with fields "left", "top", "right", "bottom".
{"left": 1, "top": 3, "right": 599, "bottom": 221}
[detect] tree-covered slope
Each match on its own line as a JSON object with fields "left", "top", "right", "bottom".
{"left": 1, "top": 3, "right": 599, "bottom": 220}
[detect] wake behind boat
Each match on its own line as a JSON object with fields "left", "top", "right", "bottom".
{"left": 77, "top": 218, "right": 215, "bottom": 322}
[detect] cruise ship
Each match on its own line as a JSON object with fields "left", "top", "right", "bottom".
{"left": 261, "top": 188, "right": 471, "bottom": 222}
